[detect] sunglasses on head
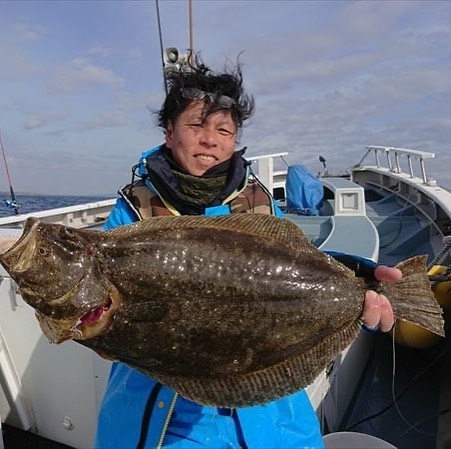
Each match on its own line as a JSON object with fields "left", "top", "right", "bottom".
{"left": 181, "top": 87, "right": 235, "bottom": 109}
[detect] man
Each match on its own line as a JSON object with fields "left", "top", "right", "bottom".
{"left": 95, "top": 56, "right": 400, "bottom": 448}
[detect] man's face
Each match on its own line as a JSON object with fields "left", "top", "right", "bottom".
{"left": 165, "top": 101, "right": 237, "bottom": 176}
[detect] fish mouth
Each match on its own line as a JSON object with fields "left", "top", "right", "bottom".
{"left": 71, "top": 298, "right": 116, "bottom": 339}
{"left": 37, "top": 285, "right": 122, "bottom": 344}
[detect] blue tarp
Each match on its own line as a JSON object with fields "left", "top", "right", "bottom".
{"left": 285, "top": 165, "right": 323, "bottom": 215}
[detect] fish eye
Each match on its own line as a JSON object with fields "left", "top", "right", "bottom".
{"left": 38, "top": 247, "right": 49, "bottom": 256}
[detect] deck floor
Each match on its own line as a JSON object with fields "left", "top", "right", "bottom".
{"left": 339, "top": 312, "right": 451, "bottom": 449}
{"left": 1, "top": 423, "right": 75, "bottom": 449}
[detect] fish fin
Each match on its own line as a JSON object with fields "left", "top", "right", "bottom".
{"left": 107, "top": 213, "right": 312, "bottom": 251}
{"left": 386, "top": 255, "right": 445, "bottom": 337}
{"left": 165, "top": 321, "right": 361, "bottom": 407}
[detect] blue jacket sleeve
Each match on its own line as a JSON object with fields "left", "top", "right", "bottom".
{"left": 324, "top": 250, "right": 378, "bottom": 279}
{"left": 104, "top": 197, "right": 137, "bottom": 230}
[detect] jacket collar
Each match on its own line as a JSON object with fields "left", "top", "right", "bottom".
{"left": 139, "top": 145, "right": 250, "bottom": 215}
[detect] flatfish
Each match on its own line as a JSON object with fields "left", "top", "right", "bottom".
{"left": 0, "top": 214, "right": 444, "bottom": 407}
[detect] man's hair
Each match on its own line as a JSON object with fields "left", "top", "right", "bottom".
{"left": 158, "top": 54, "right": 255, "bottom": 131}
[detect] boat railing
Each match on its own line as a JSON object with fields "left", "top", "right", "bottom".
{"left": 247, "top": 152, "right": 289, "bottom": 193}
{"left": 355, "top": 145, "right": 436, "bottom": 185}
{"left": 0, "top": 198, "right": 117, "bottom": 230}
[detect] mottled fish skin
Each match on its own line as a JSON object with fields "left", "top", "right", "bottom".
{"left": 0, "top": 214, "right": 444, "bottom": 407}
{"left": 0, "top": 218, "right": 114, "bottom": 321}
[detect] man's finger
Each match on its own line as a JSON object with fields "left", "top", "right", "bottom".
{"left": 361, "top": 290, "right": 380, "bottom": 329}
{"left": 374, "top": 265, "right": 402, "bottom": 282}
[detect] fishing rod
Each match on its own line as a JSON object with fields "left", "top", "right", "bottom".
{"left": 0, "top": 130, "right": 20, "bottom": 215}
{"left": 155, "top": 0, "right": 167, "bottom": 94}
{"left": 188, "top": 0, "right": 194, "bottom": 64}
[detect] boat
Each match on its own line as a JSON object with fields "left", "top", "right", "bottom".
{"left": 0, "top": 145, "right": 449, "bottom": 448}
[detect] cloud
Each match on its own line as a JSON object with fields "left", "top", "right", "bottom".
{"left": 0, "top": 53, "right": 41, "bottom": 79}
{"left": 50, "top": 58, "right": 125, "bottom": 92}
{"left": 336, "top": 0, "right": 408, "bottom": 37}
{"left": 87, "top": 43, "right": 113, "bottom": 57}
{"left": 23, "top": 110, "right": 70, "bottom": 130}
{"left": 91, "top": 110, "right": 129, "bottom": 128}
{"left": 12, "top": 22, "right": 47, "bottom": 41}
{"left": 360, "top": 65, "right": 451, "bottom": 104}
{"left": 0, "top": 42, "right": 42, "bottom": 79}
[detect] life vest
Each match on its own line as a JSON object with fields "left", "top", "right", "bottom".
{"left": 118, "top": 176, "right": 277, "bottom": 219}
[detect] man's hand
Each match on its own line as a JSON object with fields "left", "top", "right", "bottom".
{"left": 361, "top": 265, "right": 402, "bottom": 332}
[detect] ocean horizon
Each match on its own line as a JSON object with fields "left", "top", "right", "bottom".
{"left": 0, "top": 192, "right": 116, "bottom": 218}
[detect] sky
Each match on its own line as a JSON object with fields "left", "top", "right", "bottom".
{"left": 1, "top": 0, "right": 450, "bottom": 195}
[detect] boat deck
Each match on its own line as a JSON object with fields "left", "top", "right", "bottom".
{"left": 2, "top": 422, "right": 75, "bottom": 449}
{"left": 338, "top": 312, "right": 451, "bottom": 449}
{"left": 334, "top": 148, "right": 451, "bottom": 449}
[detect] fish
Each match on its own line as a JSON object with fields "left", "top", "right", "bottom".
{"left": 0, "top": 214, "right": 445, "bottom": 407}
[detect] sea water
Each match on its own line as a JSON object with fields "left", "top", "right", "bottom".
{"left": 0, "top": 193, "right": 113, "bottom": 218}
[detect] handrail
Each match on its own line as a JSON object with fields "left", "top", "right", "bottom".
{"left": 0, "top": 198, "right": 116, "bottom": 229}
{"left": 247, "top": 152, "right": 289, "bottom": 194}
{"left": 247, "top": 152, "right": 289, "bottom": 162}
{"left": 354, "top": 146, "right": 435, "bottom": 184}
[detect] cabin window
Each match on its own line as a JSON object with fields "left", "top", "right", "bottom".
{"left": 273, "top": 187, "right": 285, "bottom": 201}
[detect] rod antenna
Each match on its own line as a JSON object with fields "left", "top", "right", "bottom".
{"left": 189, "top": 0, "right": 194, "bottom": 64}
{"left": 155, "top": 0, "right": 168, "bottom": 94}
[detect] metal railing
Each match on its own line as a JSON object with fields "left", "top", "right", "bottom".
{"left": 0, "top": 198, "right": 117, "bottom": 229}
{"left": 355, "top": 145, "right": 435, "bottom": 184}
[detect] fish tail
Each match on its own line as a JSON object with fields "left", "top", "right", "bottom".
{"left": 383, "top": 255, "right": 445, "bottom": 337}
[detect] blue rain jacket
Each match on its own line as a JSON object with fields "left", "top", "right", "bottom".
{"left": 95, "top": 147, "right": 376, "bottom": 449}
